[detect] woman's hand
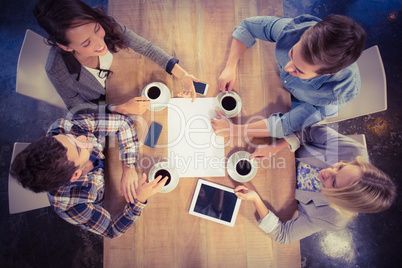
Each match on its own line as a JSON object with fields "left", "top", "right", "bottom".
{"left": 234, "top": 185, "right": 260, "bottom": 203}
{"left": 177, "top": 73, "right": 199, "bottom": 102}
{"left": 210, "top": 110, "right": 235, "bottom": 137}
{"left": 235, "top": 185, "right": 269, "bottom": 219}
{"left": 115, "top": 96, "right": 150, "bottom": 115}
{"left": 136, "top": 174, "right": 168, "bottom": 203}
{"left": 218, "top": 65, "right": 237, "bottom": 93}
{"left": 171, "top": 63, "right": 199, "bottom": 102}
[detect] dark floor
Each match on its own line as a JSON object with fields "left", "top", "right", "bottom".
{"left": 1, "top": 0, "right": 401, "bottom": 267}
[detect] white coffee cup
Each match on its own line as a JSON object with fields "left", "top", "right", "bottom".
{"left": 227, "top": 151, "right": 258, "bottom": 182}
{"left": 148, "top": 161, "right": 179, "bottom": 193}
{"left": 141, "top": 82, "right": 171, "bottom": 111}
{"left": 214, "top": 91, "right": 242, "bottom": 118}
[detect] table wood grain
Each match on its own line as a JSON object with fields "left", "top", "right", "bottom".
{"left": 104, "top": 1, "right": 300, "bottom": 267}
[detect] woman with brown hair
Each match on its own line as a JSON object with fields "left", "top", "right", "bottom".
{"left": 235, "top": 125, "right": 397, "bottom": 244}
{"left": 34, "top": 0, "right": 198, "bottom": 114}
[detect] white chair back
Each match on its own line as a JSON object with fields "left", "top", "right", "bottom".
{"left": 319, "top": 45, "right": 387, "bottom": 124}
{"left": 8, "top": 142, "right": 51, "bottom": 214}
{"left": 16, "top": 29, "right": 67, "bottom": 110}
{"left": 347, "top": 134, "right": 367, "bottom": 149}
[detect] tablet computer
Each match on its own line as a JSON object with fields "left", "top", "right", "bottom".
{"left": 189, "top": 179, "right": 241, "bottom": 227}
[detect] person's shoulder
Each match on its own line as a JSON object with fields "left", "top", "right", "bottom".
{"left": 296, "top": 189, "right": 329, "bottom": 207}
{"left": 46, "top": 47, "right": 67, "bottom": 74}
{"left": 276, "top": 14, "right": 321, "bottom": 42}
{"left": 296, "top": 190, "right": 349, "bottom": 229}
{"left": 333, "top": 62, "right": 360, "bottom": 81}
{"left": 330, "top": 62, "right": 360, "bottom": 98}
{"left": 293, "top": 14, "right": 322, "bottom": 24}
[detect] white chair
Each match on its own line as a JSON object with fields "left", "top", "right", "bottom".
{"left": 347, "top": 134, "right": 367, "bottom": 149}
{"left": 319, "top": 45, "right": 387, "bottom": 124}
{"left": 16, "top": 29, "right": 67, "bottom": 110}
{"left": 8, "top": 142, "right": 51, "bottom": 214}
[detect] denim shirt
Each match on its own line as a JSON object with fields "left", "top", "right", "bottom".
{"left": 233, "top": 15, "right": 361, "bottom": 138}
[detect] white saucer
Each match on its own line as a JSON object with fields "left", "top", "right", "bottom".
{"left": 227, "top": 151, "right": 258, "bottom": 182}
{"left": 148, "top": 161, "right": 179, "bottom": 193}
{"left": 214, "top": 91, "right": 242, "bottom": 118}
{"left": 141, "top": 82, "right": 171, "bottom": 111}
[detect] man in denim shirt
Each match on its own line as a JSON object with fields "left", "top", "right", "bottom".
{"left": 211, "top": 15, "right": 366, "bottom": 138}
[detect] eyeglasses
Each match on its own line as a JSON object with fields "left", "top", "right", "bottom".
{"left": 98, "top": 69, "right": 112, "bottom": 79}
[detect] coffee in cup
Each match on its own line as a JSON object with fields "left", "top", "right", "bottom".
{"left": 221, "top": 95, "right": 237, "bottom": 111}
{"left": 147, "top": 86, "right": 161, "bottom": 100}
{"left": 235, "top": 159, "right": 252, "bottom": 176}
{"left": 155, "top": 169, "right": 171, "bottom": 186}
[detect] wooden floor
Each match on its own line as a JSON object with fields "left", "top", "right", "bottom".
{"left": 104, "top": 0, "right": 300, "bottom": 267}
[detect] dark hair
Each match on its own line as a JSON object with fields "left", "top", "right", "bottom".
{"left": 33, "top": 0, "right": 128, "bottom": 52}
{"left": 300, "top": 14, "right": 366, "bottom": 75}
{"left": 10, "top": 136, "right": 78, "bottom": 193}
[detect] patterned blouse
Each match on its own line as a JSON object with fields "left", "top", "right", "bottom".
{"left": 296, "top": 161, "right": 323, "bottom": 192}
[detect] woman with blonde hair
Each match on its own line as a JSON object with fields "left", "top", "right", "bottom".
{"left": 235, "top": 125, "right": 396, "bottom": 244}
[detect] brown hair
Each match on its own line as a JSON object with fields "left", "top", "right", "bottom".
{"left": 300, "top": 14, "right": 366, "bottom": 75}
{"left": 10, "top": 137, "right": 78, "bottom": 193}
{"left": 33, "top": 0, "right": 128, "bottom": 53}
{"left": 322, "top": 157, "right": 397, "bottom": 218}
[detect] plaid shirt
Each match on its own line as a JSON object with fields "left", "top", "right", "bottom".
{"left": 47, "top": 114, "right": 144, "bottom": 238}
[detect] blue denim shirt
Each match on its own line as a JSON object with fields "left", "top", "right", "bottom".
{"left": 233, "top": 15, "right": 361, "bottom": 138}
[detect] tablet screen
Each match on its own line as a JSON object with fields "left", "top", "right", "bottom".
{"left": 189, "top": 179, "right": 241, "bottom": 227}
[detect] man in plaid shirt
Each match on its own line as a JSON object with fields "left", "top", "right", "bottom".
{"left": 10, "top": 113, "right": 167, "bottom": 238}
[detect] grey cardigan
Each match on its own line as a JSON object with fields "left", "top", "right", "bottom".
{"left": 259, "top": 125, "right": 368, "bottom": 244}
{"left": 45, "top": 20, "right": 178, "bottom": 114}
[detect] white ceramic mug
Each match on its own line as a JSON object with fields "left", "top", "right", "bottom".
{"left": 214, "top": 91, "right": 242, "bottom": 118}
{"left": 141, "top": 82, "right": 171, "bottom": 111}
{"left": 148, "top": 161, "right": 179, "bottom": 193}
{"left": 227, "top": 151, "right": 258, "bottom": 182}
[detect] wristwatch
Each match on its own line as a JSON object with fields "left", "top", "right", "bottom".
{"left": 106, "top": 104, "right": 115, "bottom": 113}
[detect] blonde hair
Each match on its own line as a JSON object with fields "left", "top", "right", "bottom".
{"left": 321, "top": 157, "right": 397, "bottom": 219}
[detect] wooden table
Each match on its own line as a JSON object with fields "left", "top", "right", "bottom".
{"left": 104, "top": 0, "right": 300, "bottom": 267}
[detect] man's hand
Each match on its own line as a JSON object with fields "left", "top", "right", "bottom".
{"left": 218, "top": 65, "right": 237, "bottom": 93}
{"left": 210, "top": 110, "right": 234, "bottom": 137}
{"left": 249, "top": 140, "right": 289, "bottom": 160}
{"left": 115, "top": 96, "right": 150, "bottom": 115}
{"left": 121, "top": 166, "right": 139, "bottom": 203}
{"left": 136, "top": 174, "right": 168, "bottom": 203}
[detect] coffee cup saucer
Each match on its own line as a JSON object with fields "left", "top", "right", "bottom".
{"left": 148, "top": 161, "right": 179, "bottom": 193}
{"left": 141, "top": 82, "right": 171, "bottom": 111}
{"left": 227, "top": 151, "right": 258, "bottom": 182}
{"left": 214, "top": 91, "right": 242, "bottom": 118}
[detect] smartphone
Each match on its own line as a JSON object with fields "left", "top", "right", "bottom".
{"left": 144, "top": 122, "right": 163, "bottom": 148}
{"left": 194, "top": 81, "right": 209, "bottom": 95}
